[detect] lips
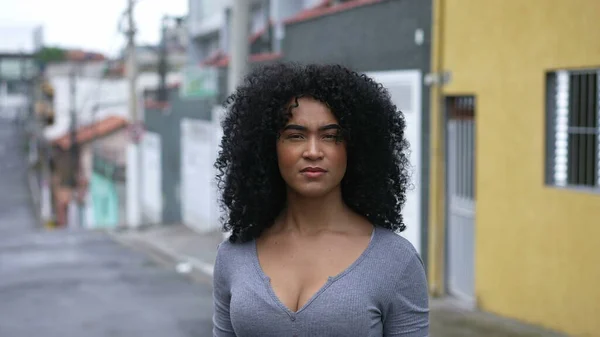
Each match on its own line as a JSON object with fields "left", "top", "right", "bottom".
{"left": 300, "top": 167, "right": 327, "bottom": 179}
{"left": 300, "top": 167, "right": 327, "bottom": 173}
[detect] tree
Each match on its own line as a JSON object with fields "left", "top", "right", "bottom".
{"left": 35, "top": 47, "right": 66, "bottom": 64}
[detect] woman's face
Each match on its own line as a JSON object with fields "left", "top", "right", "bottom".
{"left": 276, "top": 97, "right": 347, "bottom": 198}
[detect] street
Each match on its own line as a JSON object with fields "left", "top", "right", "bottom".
{"left": 0, "top": 119, "right": 214, "bottom": 337}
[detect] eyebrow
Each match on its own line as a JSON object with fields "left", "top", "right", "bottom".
{"left": 282, "top": 124, "right": 341, "bottom": 132}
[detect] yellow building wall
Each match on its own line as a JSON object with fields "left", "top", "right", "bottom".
{"left": 435, "top": 0, "right": 600, "bottom": 335}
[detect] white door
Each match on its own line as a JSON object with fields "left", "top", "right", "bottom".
{"left": 364, "top": 70, "right": 423, "bottom": 254}
{"left": 181, "top": 118, "right": 214, "bottom": 233}
{"left": 141, "top": 132, "right": 163, "bottom": 224}
{"left": 445, "top": 96, "right": 476, "bottom": 303}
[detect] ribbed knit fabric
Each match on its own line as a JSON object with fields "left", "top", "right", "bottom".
{"left": 212, "top": 226, "right": 429, "bottom": 337}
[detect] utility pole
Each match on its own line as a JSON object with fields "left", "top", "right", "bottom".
{"left": 68, "top": 67, "right": 83, "bottom": 228}
{"left": 228, "top": 0, "right": 250, "bottom": 93}
{"left": 19, "top": 51, "right": 26, "bottom": 125}
{"left": 125, "top": 0, "right": 142, "bottom": 228}
{"left": 157, "top": 15, "right": 168, "bottom": 102}
{"left": 69, "top": 70, "right": 77, "bottom": 189}
{"left": 126, "top": 0, "right": 138, "bottom": 129}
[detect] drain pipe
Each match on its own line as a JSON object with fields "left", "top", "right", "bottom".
{"left": 428, "top": 0, "right": 446, "bottom": 297}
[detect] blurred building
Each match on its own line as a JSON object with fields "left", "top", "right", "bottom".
{"left": 0, "top": 25, "right": 41, "bottom": 121}
{"left": 49, "top": 116, "right": 129, "bottom": 228}
{"left": 187, "top": 0, "right": 323, "bottom": 62}
{"left": 0, "top": 52, "right": 37, "bottom": 121}
{"left": 33, "top": 41, "right": 182, "bottom": 228}
{"left": 427, "top": 0, "right": 600, "bottom": 336}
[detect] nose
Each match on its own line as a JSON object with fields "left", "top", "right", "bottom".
{"left": 303, "top": 137, "right": 323, "bottom": 160}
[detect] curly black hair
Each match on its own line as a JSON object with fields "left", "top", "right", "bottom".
{"left": 215, "top": 63, "right": 410, "bottom": 243}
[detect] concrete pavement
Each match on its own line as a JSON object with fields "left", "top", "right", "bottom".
{"left": 0, "top": 118, "right": 215, "bottom": 337}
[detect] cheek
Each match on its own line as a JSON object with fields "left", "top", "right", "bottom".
{"left": 329, "top": 145, "right": 348, "bottom": 171}
{"left": 276, "top": 143, "right": 297, "bottom": 170}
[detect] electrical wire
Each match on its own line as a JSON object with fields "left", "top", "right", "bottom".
{"left": 77, "top": 4, "right": 132, "bottom": 110}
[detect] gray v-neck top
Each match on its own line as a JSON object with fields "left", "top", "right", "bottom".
{"left": 212, "top": 226, "right": 429, "bottom": 337}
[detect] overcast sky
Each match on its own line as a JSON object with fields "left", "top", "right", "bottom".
{"left": 0, "top": 0, "right": 188, "bottom": 56}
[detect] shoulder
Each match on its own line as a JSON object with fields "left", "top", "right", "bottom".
{"left": 367, "top": 227, "right": 426, "bottom": 285}
{"left": 375, "top": 227, "right": 418, "bottom": 253}
{"left": 216, "top": 238, "right": 253, "bottom": 264}
{"left": 371, "top": 226, "right": 422, "bottom": 269}
{"left": 214, "top": 238, "right": 254, "bottom": 276}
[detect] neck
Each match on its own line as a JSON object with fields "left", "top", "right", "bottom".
{"left": 279, "top": 187, "right": 349, "bottom": 235}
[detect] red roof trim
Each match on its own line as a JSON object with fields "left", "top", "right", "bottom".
{"left": 144, "top": 100, "right": 171, "bottom": 110}
{"left": 53, "top": 116, "right": 128, "bottom": 150}
{"left": 251, "top": 52, "right": 283, "bottom": 62}
{"left": 213, "top": 55, "right": 229, "bottom": 67}
{"left": 200, "top": 50, "right": 225, "bottom": 66}
{"left": 209, "top": 52, "right": 283, "bottom": 68}
{"left": 284, "top": 0, "right": 381, "bottom": 25}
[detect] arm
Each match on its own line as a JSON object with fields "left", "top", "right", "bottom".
{"left": 213, "top": 243, "right": 237, "bottom": 337}
{"left": 383, "top": 251, "right": 430, "bottom": 337}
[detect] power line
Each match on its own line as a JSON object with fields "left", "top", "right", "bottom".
{"left": 75, "top": 57, "right": 119, "bottom": 122}
{"left": 76, "top": 10, "right": 130, "bottom": 118}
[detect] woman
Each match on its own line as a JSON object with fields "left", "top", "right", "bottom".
{"left": 213, "top": 63, "right": 429, "bottom": 336}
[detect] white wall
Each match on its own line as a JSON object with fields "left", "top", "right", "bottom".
{"left": 141, "top": 132, "right": 163, "bottom": 224}
{"left": 365, "top": 70, "right": 423, "bottom": 255}
{"left": 45, "top": 61, "right": 106, "bottom": 78}
{"left": 180, "top": 118, "right": 217, "bottom": 233}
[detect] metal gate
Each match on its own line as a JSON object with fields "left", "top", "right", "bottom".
{"left": 446, "top": 96, "right": 476, "bottom": 302}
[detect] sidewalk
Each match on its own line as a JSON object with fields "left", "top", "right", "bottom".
{"left": 109, "top": 224, "right": 567, "bottom": 337}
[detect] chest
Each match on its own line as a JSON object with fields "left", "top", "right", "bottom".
{"left": 256, "top": 236, "right": 370, "bottom": 313}
{"left": 229, "top": 265, "right": 385, "bottom": 337}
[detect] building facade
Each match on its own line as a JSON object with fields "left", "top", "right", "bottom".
{"left": 427, "top": 0, "right": 600, "bottom": 336}
{"left": 187, "top": 0, "right": 321, "bottom": 65}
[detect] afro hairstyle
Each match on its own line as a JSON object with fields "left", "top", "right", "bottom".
{"left": 215, "top": 62, "right": 411, "bottom": 243}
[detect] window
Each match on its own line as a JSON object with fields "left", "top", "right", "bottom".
{"left": 0, "top": 58, "right": 35, "bottom": 80}
{"left": 302, "top": 0, "right": 324, "bottom": 9}
{"left": 199, "top": 36, "right": 219, "bottom": 60}
{"left": 546, "top": 69, "right": 600, "bottom": 189}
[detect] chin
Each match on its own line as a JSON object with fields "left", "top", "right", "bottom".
{"left": 289, "top": 184, "right": 339, "bottom": 199}
{"left": 296, "top": 190, "right": 329, "bottom": 198}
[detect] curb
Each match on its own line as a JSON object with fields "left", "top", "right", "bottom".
{"left": 107, "top": 230, "right": 215, "bottom": 285}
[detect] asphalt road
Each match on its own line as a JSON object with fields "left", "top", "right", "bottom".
{"left": 0, "top": 118, "right": 215, "bottom": 337}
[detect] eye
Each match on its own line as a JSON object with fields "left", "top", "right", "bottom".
{"left": 287, "top": 134, "right": 304, "bottom": 140}
{"left": 323, "top": 133, "right": 341, "bottom": 141}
